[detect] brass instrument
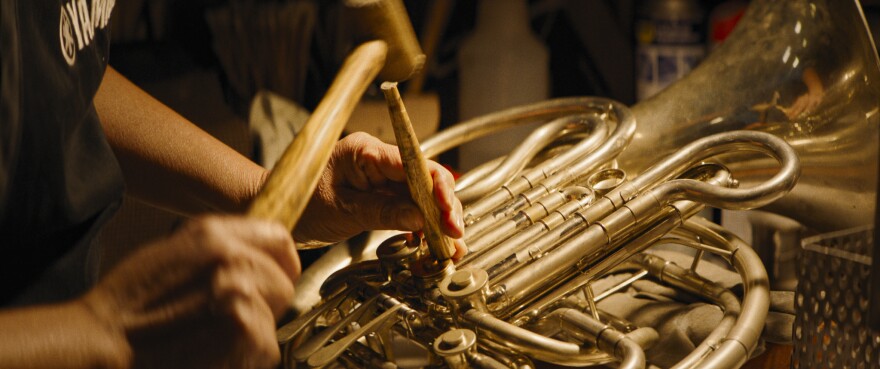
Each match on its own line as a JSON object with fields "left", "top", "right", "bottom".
{"left": 277, "top": 0, "right": 880, "bottom": 367}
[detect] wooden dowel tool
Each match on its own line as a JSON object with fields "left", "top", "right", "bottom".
{"left": 381, "top": 82, "right": 455, "bottom": 263}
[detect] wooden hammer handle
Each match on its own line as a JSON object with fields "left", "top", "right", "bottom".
{"left": 248, "top": 40, "right": 388, "bottom": 243}
{"left": 381, "top": 82, "right": 455, "bottom": 262}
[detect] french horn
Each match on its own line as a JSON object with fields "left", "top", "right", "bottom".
{"left": 277, "top": 0, "right": 880, "bottom": 367}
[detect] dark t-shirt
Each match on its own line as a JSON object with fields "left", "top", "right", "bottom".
{"left": 0, "top": 0, "right": 123, "bottom": 303}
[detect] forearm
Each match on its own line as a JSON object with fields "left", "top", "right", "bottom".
{"left": 0, "top": 300, "right": 130, "bottom": 369}
{"left": 95, "top": 67, "right": 267, "bottom": 215}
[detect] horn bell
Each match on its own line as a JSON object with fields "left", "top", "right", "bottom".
{"left": 622, "top": 0, "right": 880, "bottom": 232}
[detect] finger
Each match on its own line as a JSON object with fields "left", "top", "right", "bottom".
{"left": 344, "top": 132, "right": 407, "bottom": 189}
{"left": 224, "top": 292, "right": 282, "bottom": 369}
{"left": 356, "top": 143, "right": 399, "bottom": 188}
{"left": 341, "top": 189, "right": 424, "bottom": 232}
{"left": 211, "top": 251, "right": 295, "bottom": 321}
{"left": 242, "top": 252, "right": 297, "bottom": 320}
{"left": 429, "top": 163, "right": 465, "bottom": 238}
{"left": 210, "top": 216, "right": 302, "bottom": 283}
{"left": 440, "top": 197, "right": 465, "bottom": 238}
{"left": 452, "top": 238, "right": 469, "bottom": 261}
{"left": 197, "top": 216, "right": 298, "bottom": 318}
{"left": 429, "top": 161, "right": 458, "bottom": 212}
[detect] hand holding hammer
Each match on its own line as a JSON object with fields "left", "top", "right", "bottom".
{"left": 247, "top": 0, "right": 425, "bottom": 237}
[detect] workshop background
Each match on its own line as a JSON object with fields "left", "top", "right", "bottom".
{"left": 99, "top": 0, "right": 880, "bottom": 273}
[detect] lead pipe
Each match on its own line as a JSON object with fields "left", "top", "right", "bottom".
{"left": 633, "top": 253, "right": 743, "bottom": 369}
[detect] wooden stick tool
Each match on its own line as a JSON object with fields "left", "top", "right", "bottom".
{"left": 381, "top": 82, "right": 455, "bottom": 263}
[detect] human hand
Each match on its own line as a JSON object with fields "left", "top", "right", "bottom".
{"left": 294, "top": 132, "right": 467, "bottom": 259}
{"left": 784, "top": 90, "right": 823, "bottom": 119}
{"left": 784, "top": 67, "right": 824, "bottom": 119}
{"left": 82, "top": 216, "right": 300, "bottom": 369}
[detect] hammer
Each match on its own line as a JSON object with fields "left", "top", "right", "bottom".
{"left": 247, "top": 0, "right": 425, "bottom": 239}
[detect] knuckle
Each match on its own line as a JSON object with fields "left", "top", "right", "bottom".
{"left": 211, "top": 269, "right": 255, "bottom": 304}
{"left": 356, "top": 142, "right": 382, "bottom": 164}
{"left": 347, "top": 131, "right": 371, "bottom": 141}
{"left": 188, "top": 216, "right": 232, "bottom": 246}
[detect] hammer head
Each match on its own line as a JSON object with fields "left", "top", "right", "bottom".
{"left": 344, "top": 0, "right": 426, "bottom": 82}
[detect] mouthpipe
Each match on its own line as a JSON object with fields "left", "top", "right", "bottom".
{"left": 539, "top": 308, "right": 650, "bottom": 369}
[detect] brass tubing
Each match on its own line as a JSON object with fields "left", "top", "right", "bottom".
{"left": 492, "top": 131, "right": 796, "bottom": 311}
{"left": 486, "top": 104, "right": 634, "bottom": 224}
{"left": 542, "top": 308, "right": 649, "bottom": 369}
{"left": 463, "top": 310, "right": 613, "bottom": 366}
{"left": 634, "top": 253, "right": 742, "bottom": 369}
{"left": 469, "top": 133, "right": 785, "bottom": 278}
{"left": 463, "top": 186, "right": 593, "bottom": 272}
{"left": 460, "top": 113, "right": 610, "bottom": 239}
{"left": 422, "top": 99, "right": 635, "bottom": 223}
{"left": 489, "top": 167, "right": 728, "bottom": 312}
{"left": 670, "top": 218, "right": 771, "bottom": 368}
{"left": 421, "top": 98, "right": 615, "bottom": 158}
{"left": 466, "top": 187, "right": 583, "bottom": 254}
{"left": 465, "top": 352, "right": 510, "bottom": 369}
{"left": 465, "top": 308, "right": 656, "bottom": 367}
{"left": 486, "top": 165, "right": 730, "bottom": 320}
{"left": 507, "top": 216, "right": 766, "bottom": 369}
{"left": 454, "top": 116, "right": 605, "bottom": 203}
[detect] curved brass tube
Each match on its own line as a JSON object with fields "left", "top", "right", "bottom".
{"left": 421, "top": 98, "right": 635, "bottom": 225}
{"left": 534, "top": 308, "right": 655, "bottom": 369}
{"left": 669, "top": 218, "right": 772, "bottom": 368}
{"left": 463, "top": 186, "right": 594, "bottom": 271}
{"left": 454, "top": 114, "right": 608, "bottom": 203}
{"left": 490, "top": 131, "right": 796, "bottom": 311}
{"left": 463, "top": 310, "right": 607, "bottom": 365}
